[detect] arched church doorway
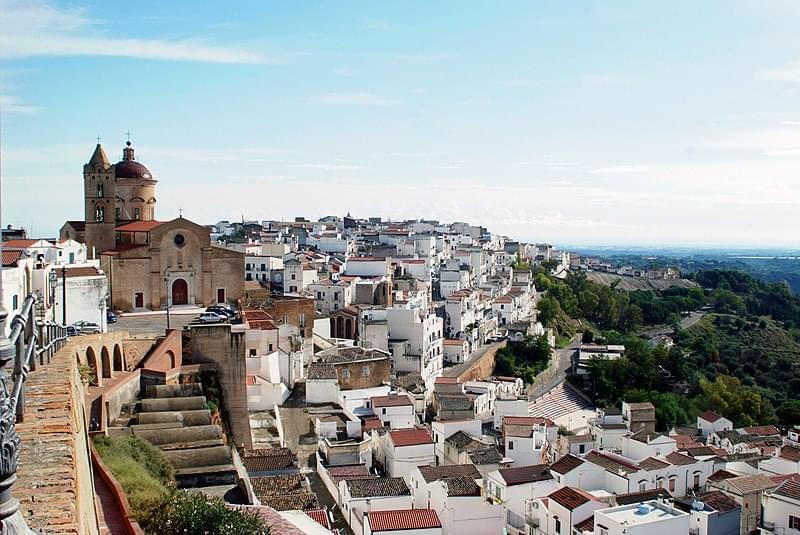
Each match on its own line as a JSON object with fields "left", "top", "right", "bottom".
{"left": 172, "top": 279, "right": 188, "bottom": 305}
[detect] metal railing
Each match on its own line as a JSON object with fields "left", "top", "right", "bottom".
{"left": 0, "top": 293, "right": 69, "bottom": 531}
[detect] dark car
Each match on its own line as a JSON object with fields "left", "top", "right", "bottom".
{"left": 106, "top": 310, "right": 118, "bottom": 324}
{"left": 67, "top": 325, "right": 79, "bottom": 337}
{"left": 207, "top": 305, "right": 235, "bottom": 318}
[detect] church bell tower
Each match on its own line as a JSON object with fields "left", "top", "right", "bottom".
{"left": 83, "top": 143, "right": 117, "bottom": 258}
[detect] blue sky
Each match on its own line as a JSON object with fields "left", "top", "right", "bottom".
{"left": 2, "top": 0, "right": 800, "bottom": 247}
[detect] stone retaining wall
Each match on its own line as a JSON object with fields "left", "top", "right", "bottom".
{"left": 16, "top": 339, "right": 100, "bottom": 534}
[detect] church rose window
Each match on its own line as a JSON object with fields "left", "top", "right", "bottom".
{"left": 174, "top": 234, "right": 185, "bottom": 247}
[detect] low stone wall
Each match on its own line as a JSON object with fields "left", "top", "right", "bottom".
{"left": 139, "top": 329, "right": 182, "bottom": 372}
{"left": 103, "top": 369, "right": 141, "bottom": 427}
{"left": 16, "top": 339, "right": 100, "bottom": 534}
{"left": 122, "top": 337, "right": 156, "bottom": 370}
{"left": 90, "top": 444, "right": 145, "bottom": 535}
{"left": 455, "top": 341, "right": 507, "bottom": 383}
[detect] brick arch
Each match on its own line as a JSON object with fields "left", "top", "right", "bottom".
{"left": 113, "top": 344, "right": 124, "bottom": 372}
{"left": 86, "top": 346, "right": 100, "bottom": 386}
{"left": 100, "top": 346, "right": 112, "bottom": 379}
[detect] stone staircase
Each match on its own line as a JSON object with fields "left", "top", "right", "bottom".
{"left": 111, "top": 383, "right": 237, "bottom": 488}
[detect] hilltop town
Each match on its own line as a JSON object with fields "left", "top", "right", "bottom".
{"left": 2, "top": 141, "right": 799, "bottom": 535}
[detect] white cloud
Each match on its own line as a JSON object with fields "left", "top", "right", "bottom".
{"left": 755, "top": 60, "right": 800, "bottom": 82}
{"left": 289, "top": 163, "right": 369, "bottom": 171}
{"left": 0, "top": 0, "right": 269, "bottom": 64}
{"left": 589, "top": 165, "right": 648, "bottom": 174}
{"left": 303, "top": 92, "right": 401, "bottom": 106}
{"left": 0, "top": 94, "right": 39, "bottom": 114}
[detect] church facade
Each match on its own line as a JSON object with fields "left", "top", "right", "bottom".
{"left": 62, "top": 141, "right": 244, "bottom": 312}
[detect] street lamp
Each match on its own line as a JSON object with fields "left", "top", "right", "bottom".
{"left": 61, "top": 265, "right": 67, "bottom": 325}
{"left": 48, "top": 270, "right": 57, "bottom": 320}
{"left": 164, "top": 277, "right": 171, "bottom": 330}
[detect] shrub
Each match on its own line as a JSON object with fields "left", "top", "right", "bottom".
{"left": 146, "top": 490, "right": 270, "bottom": 535}
{"left": 93, "top": 435, "right": 174, "bottom": 521}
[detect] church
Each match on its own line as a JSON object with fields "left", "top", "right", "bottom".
{"left": 61, "top": 140, "right": 245, "bottom": 312}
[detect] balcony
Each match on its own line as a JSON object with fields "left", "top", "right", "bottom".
{"left": 525, "top": 513, "right": 540, "bottom": 528}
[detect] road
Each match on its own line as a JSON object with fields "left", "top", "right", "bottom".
{"left": 108, "top": 309, "right": 205, "bottom": 337}
{"left": 442, "top": 340, "right": 505, "bottom": 378}
{"left": 639, "top": 310, "right": 706, "bottom": 339}
{"left": 527, "top": 334, "right": 581, "bottom": 400}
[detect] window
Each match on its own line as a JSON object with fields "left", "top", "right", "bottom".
{"left": 134, "top": 292, "right": 144, "bottom": 308}
{"left": 217, "top": 288, "right": 226, "bottom": 303}
{"left": 97, "top": 183, "right": 104, "bottom": 198}
{"left": 260, "top": 264, "right": 266, "bottom": 271}
{"left": 508, "top": 441, "right": 514, "bottom": 450}
{"left": 115, "top": 207, "right": 121, "bottom": 220}
{"left": 579, "top": 444, "right": 585, "bottom": 454}
{"left": 790, "top": 516, "right": 800, "bottom": 530}
{"left": 693, "top": 473, "right": 701, "bottom": 489}
{"left": 291, "top": 273, "right": 296, "bottom": 280}
{"left": 268, "top": 344, "right": 273, "bottom": 352}
{"left": 69, "top": 252, "right": 75, "bottom": 264}
{"left": 361, "top": 365, "right": 370, "bottom": 377}
{"left": 657, "top": 478, "right": 665, "bottom": 489}
{"left": 382, "top": 408, "right": 386, "bottom": 415}
{"left": 174, "top": 234, "right": 185, "bottom": 247}
{"left": 134, "top": 207, "right": 141, "bottom": 220}
{"left": 249, "top": 349, "right": 257, "bottom": 357}
{"left": 554, "top": 518, "right": 561, "bottom": 534}
{"left": 668, "top": 477, "right": 676, "bottom": 493}
{"left": 299, "top": 313, "right": 305, "bottom": 328}
{"left": 95, "top": 205, "right": 104, "bottom": 222}
{"left": 246, "top": 274, "right": 252, "bottom": 281}
{"left": 598, "top": 526, "right": 608, "bottom": 535}
{"left": 11, "top": 295, "right": 18, "bottom": 310}
{"left": 341, "top": 368, "right": 350, "bottom": 379}
{"left": 638, "top": 481, "right": 647, "bottom": 492}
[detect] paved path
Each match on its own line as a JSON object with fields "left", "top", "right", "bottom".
{"left": 94, "top": 468, "right": 128, "bottom": 535}
{"left": 527, "top": 334, "right": 581, "bottom": 400}
{"left": 638, "top": 310, "right": 706, "bottom": 339}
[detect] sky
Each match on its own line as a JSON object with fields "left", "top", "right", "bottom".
{"left": 2, "top": 0, "right": 800, "bottom": 247}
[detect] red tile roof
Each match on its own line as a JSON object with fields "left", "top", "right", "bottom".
{"left": 443, "top": 339, "right": 466, "bottom": 346}
{"left": 435, "top": 376, "right": 459, "bottom": 384}
{"left": 2, "top": 239, "right": 38, "bottom": 248}
{"left": 367, "top": 509, "right": 441, "bottom": 531}
{"left": 304, "top": 509, "right": 331, "bottom": 529}
{"left": 548, "top": 486, "right": 596, "bottom": 510}
{"left": 503, "top": 416, "right": 556, "bottom": 427}
{"left": 371, "top": 394, "right": 413, "bottom": 408}
{"left": 389, "top": 428, "right": 433, "bottom": 447}
{"left": 699, "top": 410, "right": 724, "bottom": 423}
{"left": 744, "top": 425, "right": 780, "bottom": 437}
{"left": 780, "top": 445, "right": 800, "bottom": 462}
{"left": 115, "top": 220, "right": 162, "bottom": 232}
{"left": 1, "top": 250, "right": 23, "bottom": 267}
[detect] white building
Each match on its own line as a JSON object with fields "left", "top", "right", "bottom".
{"left": 283, "top": 258, "right": 319, "bottom": 294}
{"left": 428, "top": 476, "right": 505, "bottom": 535}
{"left": 379, "top": 428, "right": 435, "bottom": 483}
{"left": 368, "top": 394, "right": 415, "bottom": 429}
{"left": 761, "top": 479, "right": 800, "bottom": 535}
{"left": 493, "top": 398, "right": 530, "bottom": 430}
{"left": 386, "top": 306, "right": 443, "bottom": 393}
{"left": 443, "top": 338, "right": 469, "bottom": 365}
{"left": 339, "top": 478, "right": 413, "bottom": 535}
{"left": 309, "top": 279, "right": 353, "bottom": 314}
{"left": 409, "top": 464, "right": 482, "bottom": 509}
{"left": 573, "top": 344, "right": 625, "bottom": 375}
{"left": 501, "top": 416, "right": 557, "bottom": 467}
{"left": 592, "top": 500, "right": 690, "bottom": 535}
{"left": 485, "top": 465, "right": 559, "bottom": 532}
{"left": 53, "top": 264, "right": 109, "bottom": 331}
{"left": 345, "top": 257, "right": 391, "bottom": 278}
{"left": 530, "top": 486, "right": 606, "bottom": 535}
{"left": 697, "top": 411, "right": 734, "bottom": 437}
{"left": 431, "top": 419, "right": 482, "bottom": 466}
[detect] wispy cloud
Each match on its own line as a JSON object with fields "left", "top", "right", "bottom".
{"left": 589, "top": 165, "right": 648, "bottom": 174}
{"left": 0, "top": 94, "right": 39, "bottom": 114}
{"left": 0, "top": 0, "right": 269, "bottom": 64}
{"left": 289, "top": 163, "right": 369, "bottom": 171}
{"left": 303, "top": 92, "right": 401, "bottom": 106}
{"left": 755, "top": 60, "right": 800, "bottom": 82}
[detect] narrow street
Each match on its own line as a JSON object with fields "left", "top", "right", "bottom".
{"left": 527, "top": 334, "right": 581, "bottom": 400}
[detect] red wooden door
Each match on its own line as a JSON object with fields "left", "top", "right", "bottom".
{"left": 172, "top": 279, "right": 188, "bottom": 305}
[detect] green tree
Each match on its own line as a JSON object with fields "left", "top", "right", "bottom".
{"left": 536, "top": 296, "right": 561, "bottom": 327}
{"left": 777, "top": 400, "right": 800, "bottom": 425}
{"left": 578, "top": 289, "right": 600, "bottom": 318}
{"left": 146, "top": 491, "right": 270, "bottom": 535}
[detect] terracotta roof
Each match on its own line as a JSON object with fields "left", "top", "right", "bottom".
{"left": 417, "top": 464, "right": 481, "bottom": 483}
{"left": 346, "top": 477, "right": 410, "bottom": 498}
{"left": 665, "top": 451, "right": 697, "bottom": 466}
{"left": 699, "top": 410, "right": 724, "bottom": 423}
{"left": 371, "top": 394, "right": 413, "bottom": 408}
{"left": 366, "top": 509, "right": 441, "bottom": 532}
{"left": 708, "top": 469, "right": 737, "bottom": 482}
{"left": 443, "top": 339, "right": 466, "bottom": 346}
{"left": 307, "top": 362, "right": 337, "bottom": 380}
{"left": 241, "top": 448, "right": 297, "bottom": 472}
{"left": 503, "top": 416, "right": 556, "bottom": 427}
{"left": 550, "top": 454, "right": 585, "bottom": 474}
{"left": 100, "top": 243, "right": 147, "bottom": 255}
{"left": 780, "top": 445, "right": 800, "bottom": 462}
{"left": 469, "top": 447, "right": 502, "bottom": 465}
{"left": 246, "top": 375, "right": 257, "bottom": 385}
{"left": 2, "top": 239, "right": 38, "bottom": 248}
{"left": 724, "top": 474, "right": 777, "bottom": 494}
{"left": 389, "top": 428, "right": 433, "bottom": 447}
{"left": 771, "top": 479, "right": 800, "bottom": 501}
{"left": 261, "top": 492, "right": 319, "bottom": 511}
{"left": 435, "top": 376, "right": 459, "bottom": 384}
{"left": 615, "top": 488, "right": 671, "bottom": 505}
{"left": 444, "top": 476, "right": 481, "bottom": 496}
{"left": 326, "top": 464, "right": 374, "bottom": 483}
{"left": 498, "top": 464, "right": 553, "bottom": 486}
{"left": 682, "top": 446, "right": 717, "bottom": 457}
{"left": 304, "top": 509, "right": 330, "bottom": 529}
{"left": 639, "top": 457, "right": 671, "bottom": 471}
{"left": 228, "top": 505, "right": 304, "bottom": 535}
{"left": 1, "top": 250, "right": 23, "bottom": 267}
{"left": 574, "top": 516, "right": 594, "bottom": 533}
{"left": 698, "top": 490, "right": 740, "bottom": 513}
{"left": 586, "top": 451, "right": 641, "bottom": 475}
{"left": 769, "top": 473, "right": 800, "bottom": 485}
{"left": 548, "top": 486, "right": 595, "bottom": 510}
{"left": 363, "top": 417, "right": 384, "bottom": 431}
{"left": 744, "top": 425, "right": 780, "bottom": 436}
{"left": 251, "top": 474, "right": 304, "bottom": 496}
{"left": 115, "top": 220, "right": 161, "bottom": 232}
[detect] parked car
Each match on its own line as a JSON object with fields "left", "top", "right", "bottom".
{"left": 197, "top": 312, "right": 226, "bottom": 324}
{"left": 206, "top": 305, "right": 235, "bottom": 318}
{"left": 71, "top": 320, "right": 101, "bottom": 334}
{"left": 106, "top": 310, "right": 118, "bottom": 324}
{"left": 67, "top": 325, "right": 79, "bottom": 336}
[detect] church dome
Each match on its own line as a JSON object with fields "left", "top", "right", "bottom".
{"left": 114, "top": 141, "right": 154, "bottom": 180}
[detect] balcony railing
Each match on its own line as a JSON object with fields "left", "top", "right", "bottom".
{"left": 0, "top": 294, "right": 69, "bottom": 529}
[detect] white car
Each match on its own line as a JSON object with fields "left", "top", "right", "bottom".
{"left": 197, "top": 312, "right": 226, "bottom": 324}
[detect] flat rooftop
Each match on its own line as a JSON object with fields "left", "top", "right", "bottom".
{"left": 596, "top": 500, "right": 688, "bottom": 527}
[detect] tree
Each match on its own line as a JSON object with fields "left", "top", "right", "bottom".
{"left": 536, "top": 296, "right": 561, "bottom": 327}
{"left": 777, "top": 400, "right": 800, "bottom": 425}
{"left": 146, "top": 491, "right": 270, "bottom": 535}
